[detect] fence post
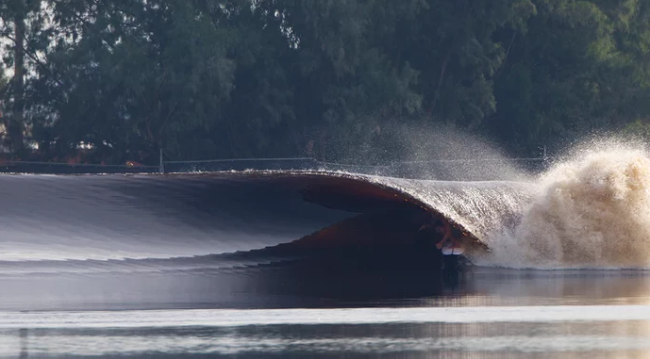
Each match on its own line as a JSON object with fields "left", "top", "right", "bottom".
{"left": 159, "top": 148, "right": 164, "bottom": 174}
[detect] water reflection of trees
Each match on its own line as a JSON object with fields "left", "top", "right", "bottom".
{"left": 19, "top": 328, "right": 27, "bottom": 359}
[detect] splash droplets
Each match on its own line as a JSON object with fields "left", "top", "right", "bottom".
{"left": 479, "top": 142, "right": 650, "bottom": 269}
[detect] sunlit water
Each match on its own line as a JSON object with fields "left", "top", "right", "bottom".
{"left": 3, "top": 268, "right": 650, "bottom": 358}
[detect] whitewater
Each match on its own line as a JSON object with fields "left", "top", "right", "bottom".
{"left": 479, "top": 146, "right": 650, "bottom": 269}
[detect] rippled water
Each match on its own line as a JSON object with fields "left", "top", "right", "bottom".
{"left": 3, "top": 268, "right": 650, "bottom": 358}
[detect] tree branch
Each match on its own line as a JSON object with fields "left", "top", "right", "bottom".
{"left": 495, "top": 31, "right": 517, "bottom": 79}
{"left": 431, "top": 51, "right": 451, "bottom": 113}
{"left": 2, "top": 32, "right": 67, "bottom": 90}
{"left": 158, "top": 101, "right": 179, "bottom": 137}
{"left": 48, "top": 0, "right": 116, "bottom": 51}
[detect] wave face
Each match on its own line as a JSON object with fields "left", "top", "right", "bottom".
{"left": 0, "top": 171, "right": 532, "bottom": 273}
{"left": 3, "top": 145, "right": 650, "bottom": 274}
{"left": 0, "top": 174, "right": 354, "bottom": 262}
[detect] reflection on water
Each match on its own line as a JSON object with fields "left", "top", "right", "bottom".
{"left": 3, "top": 268, "right": 650, "bottom": 358}
{"left": 4, "top": 266, "right": 650, "bottom": 311}
{"left": 4, "top": 319, "right": 650, "bottom": 358}
{"left": 18, "top": 328, "right": 27, "bottom": 359}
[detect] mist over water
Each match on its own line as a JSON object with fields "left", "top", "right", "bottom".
{"left": 333, "top": 123, "right": 534, "bottom": 181}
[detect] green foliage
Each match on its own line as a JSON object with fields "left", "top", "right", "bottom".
{"left": 490, "top": 0, "right": 650, "bottom": 154}
{"left": 0, "top": 68, "right": 7, "bottom": 121}
{"left": 28, "top": 0, "right": 239, "bottom": 162}
{"left": 1, "top": 0, "right": 650, "bottom": 163}
{"left": 623, "top": 119, "right": 650, "bottom": 144}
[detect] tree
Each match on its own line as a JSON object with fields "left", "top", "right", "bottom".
{"left": 489, "top": 0, "right": 650, "bottom": 155}
{"left": 250, "top": 0, "right": 423, "bottom": 160}
{"left": 0, "top": 68, "right": 7, "bottom": 139}
{"left": 31, "top": 0, "right": 238, "bottom": 163}
{"left": 361, "top": 0, "right": 535, "bottom": 130}
{"left": 0, "top": 0, "right": 44, "bottom": 155}
{"left": 3, "top": 0, "right": 650, "bottom": 164}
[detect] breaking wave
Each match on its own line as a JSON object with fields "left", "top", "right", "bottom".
{"left": 480, "top": 145, "right": 650, "bottom": 269}
{"left": 2, "top": 141, "right": 650, "bottom": 274}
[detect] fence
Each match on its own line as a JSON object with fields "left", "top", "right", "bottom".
{"left": 0, "top": 160, "right": 159, "bottom": 174}
{"left": 0, "top": 155, "right": 551, "bottom": 178}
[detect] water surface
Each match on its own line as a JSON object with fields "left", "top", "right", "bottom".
{"left": 3, "top": 268, "right": 650, "bottom": 358}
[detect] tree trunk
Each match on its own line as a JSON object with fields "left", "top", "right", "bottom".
{"left": 430, "top": 51, "right": 451, "bottom": 114}
{"left": 11, "top": 11, "right": 25, "bottom": 156}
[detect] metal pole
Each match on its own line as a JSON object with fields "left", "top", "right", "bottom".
{"left": 159, "top": 148, "right": 164, "bottom": 174}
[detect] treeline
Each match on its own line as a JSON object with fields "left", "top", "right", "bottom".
{"left": 1, "top": 0, "right": 649, "bottom": 165}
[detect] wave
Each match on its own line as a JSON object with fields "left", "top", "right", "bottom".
{"left": 0, "top": 172, "right": 528, "bottom": 253}
{"left": 2, "top": 145, "right": 650, "bottom": 273}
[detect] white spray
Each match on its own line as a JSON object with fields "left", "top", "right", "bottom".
{"left": 478, "top": 142, "right": 650, "bottom": 269}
